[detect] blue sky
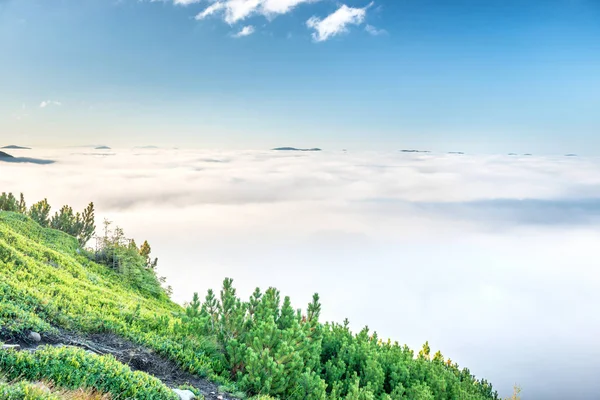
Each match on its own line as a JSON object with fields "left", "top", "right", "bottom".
{"left": 1, "top": 0, "right": 599, "bottom": 152}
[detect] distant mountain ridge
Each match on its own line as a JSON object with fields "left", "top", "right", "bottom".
{"left": 0, "top": 150, "right": 53, "bottom": 164}
{"left": 1, "top": 145, "right": 31, "bottom": 150}
{"left": 272, "top": 147, "right": 322, "bottom": 152}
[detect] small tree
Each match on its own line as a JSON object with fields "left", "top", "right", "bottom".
{"left": 18, "top": 193, "right": 27, "bottom": 213}
{"left": 29, "top": 199, "right": 51, "bottom": 227}
{"left": 78, "top": 202, "right": 96, "bottom": 246}
{"left": 0, "top": 192, "right": 19, "bottom": 212}
{"left": 504, "top": 385, "right": 521, "bottom": 400}
{"left": 139, "top": 240, "right": 158, "bottom": 269}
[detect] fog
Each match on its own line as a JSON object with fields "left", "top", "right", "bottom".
{"left": 1, "top": 147, "right": 599, "bottom": 399}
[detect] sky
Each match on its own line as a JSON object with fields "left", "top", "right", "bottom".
{"left": 2, "top": 147, "right": 600, "bottom": 399}
{"left": 1, "top": 0, "right": 600, "bottom": 153}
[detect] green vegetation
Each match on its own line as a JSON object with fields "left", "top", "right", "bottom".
{"left": 0, "top": 346, "right": 176, "bottom": 399}
{"left": 0, "top": 193, "right": 500, "bottom": 399}
{"left": 182, "top": 283, "right": 498, "bottom": 399}
{"left": 0, "top": 193, "right": 94, "bottom": 246}
{"left": 0, "top": 380, "right": 59, "bottom": 400}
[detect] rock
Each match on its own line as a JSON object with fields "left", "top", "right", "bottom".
{"left": 217, "top": 395, "right": 224, "bottom": 400}
{"left": 2, "top": 344, "right": 21, "bottom": 351}
{"left": 172, "top": 389, "right": 196, "bottom": 400}
{"left": 28, "top": 331, "right": 42, "bottom": 342}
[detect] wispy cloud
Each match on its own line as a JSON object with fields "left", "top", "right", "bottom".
{"left": 307, "top": 3, "right": 372, "bottom": 42}
{"left": 194, "top": 1, "right": 226, "bottom": 19}
{"left": 40, "top": 100, "right": 62, "bottom": 108}
{"left": 365, "top": 24, "right": 386, "bottom": 36}
{"left": 232, "top": 25, "right": 255, "bottom": 38}
{"left": 193, "top": 0, "right": 319, "bottom": 24}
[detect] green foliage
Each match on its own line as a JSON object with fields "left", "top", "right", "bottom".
{"left": 180, "top": 280, "right": 326, "bottom": 399}
{"left": 0, "top": 193, "right": 20, "bottom": 213}
{"left": 185, "top": 280, "right": 499, "bottom": 400}
{"left": 89, "top": 219, "right": 166, "bottom": 298}
{"left": 28, "top": 199, "right": 51, "bottom": 228}
{"left": 0, "top": 345, "right": 177, "bottom": 399}
{"left": 1, "top": 192, "right": 95, "bottom": 246}
{"left": 50, "top": 203, "right": 96, "bottom": 247}
{"left": 0, "top": 380, "right": 59, "bottom": 400}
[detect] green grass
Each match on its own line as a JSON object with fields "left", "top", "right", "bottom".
{"left": 0, "top": 346, "right": 176, "bottom": 399}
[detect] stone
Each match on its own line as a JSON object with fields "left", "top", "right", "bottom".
{"left": 2, "top": 344, "right": 21, "bottom": 351}
{"left": 28, "top": 331, "right": 42, "bottom": 342}
{"left": 172, "top": 389, "right": 196, "bottom": 400}
{"left": 217, "top": 396, "right": 224, "bottom": 400}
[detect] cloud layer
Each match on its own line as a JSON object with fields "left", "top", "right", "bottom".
{"left": 2, "top": 148, "right": 599, "bottom": 399}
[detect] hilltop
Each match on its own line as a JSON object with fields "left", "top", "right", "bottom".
{"left": 0, "top": 196, "right": 499, "bottom": 400}
{"left": 0, "top": 151, "right": 14, "bottom": 158}
{"left": 1, "top": 145, "right": 31, "bottom": 150}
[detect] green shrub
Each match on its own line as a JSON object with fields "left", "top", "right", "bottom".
{"left": 0, "top": 380, "right": 59, "bottom": 400}
{"left": 0, "top": 346, "right": 177, "bottom": 399}
{"left": 185, "top": 279, "right": 499, "bottom": 400}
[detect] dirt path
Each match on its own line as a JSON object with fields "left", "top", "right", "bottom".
{"left": 1, "top": 330, "right": 237, "bottom": 400}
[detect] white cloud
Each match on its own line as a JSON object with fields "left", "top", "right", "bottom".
{"left": 195, "top": 1, "right": 226, "bottom": 19}
{"left": 194, "top": 0, "right": 319, "bottom": 24}
{"left": 187, "top": 0, "right": 381, "bottom": 41}
{"left": 307, "top": 2, "right": 372, "bottom": 42}
{"left": 40, "top": 100, "right": 62, "bottom": 108}
{"left": 365, "top": 24, "right": 386, "bottom": 36}
{"left": 232, "top": 25, "right": 255, "bottom": 37}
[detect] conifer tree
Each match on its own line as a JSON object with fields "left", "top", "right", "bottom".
{"left": 78, "top": 202, "right": 96, "bottom": 246}
{"left": 186, "top": 292, "right": 201, "bottom": 318}
{"left": 0, "top": 192, "right": 19, "bottom": 212}
{"left": 18, "top": 193, "right": 27, "bottom": 213}
{"left": 29, "top": 199, "right": 51, "bottom": 227}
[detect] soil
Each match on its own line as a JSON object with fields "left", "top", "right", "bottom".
{"left": 0, "top": 329, "right": 237, "bottom": 400}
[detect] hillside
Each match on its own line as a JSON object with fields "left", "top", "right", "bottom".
{"left": 0, "top": 210, "right": 499, "bottom": 400}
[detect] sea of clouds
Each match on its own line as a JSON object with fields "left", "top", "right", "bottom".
{"left": 2, "top": 147, "right": 599, "bottom": 399}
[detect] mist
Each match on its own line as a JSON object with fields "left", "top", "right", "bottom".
{"left": 1, "top": 147, "right": 599, "bottom": 399}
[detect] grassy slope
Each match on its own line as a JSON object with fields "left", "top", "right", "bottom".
{"left": 0, "top": 212, "right": 224, "bottom": 395}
